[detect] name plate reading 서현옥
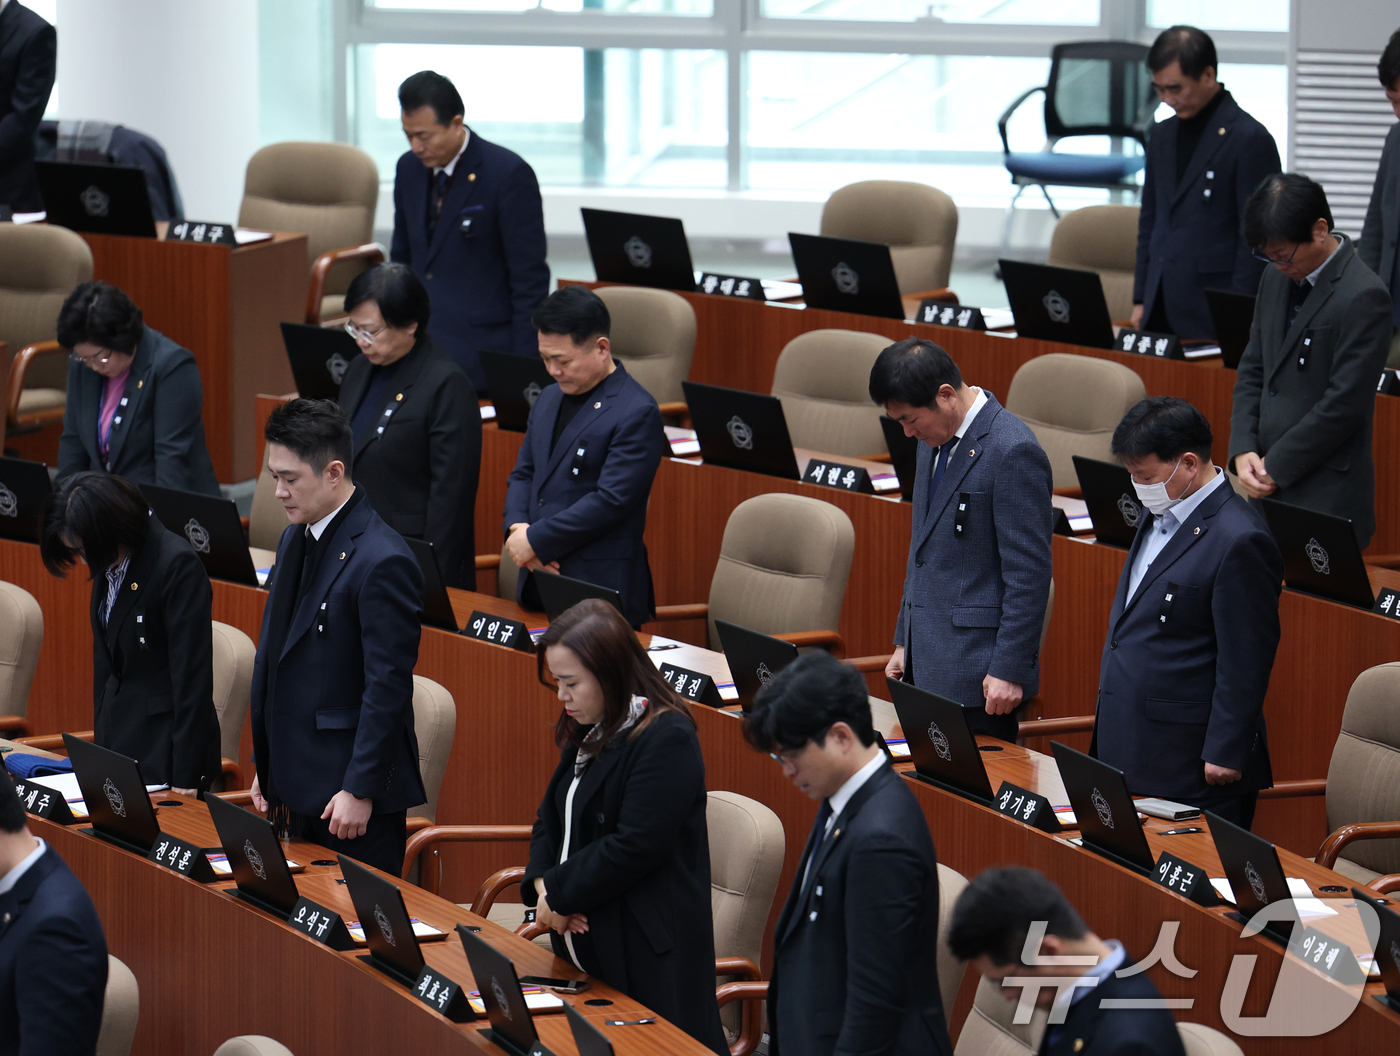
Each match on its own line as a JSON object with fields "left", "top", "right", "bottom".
{"left": 993, "top": 781, "right": 1061, "bottom": 833}
{"left": 805, "top": 459, "right": 874, "bottom": 494}
{"left": 916, "top": 301, "right": 986, "bottom": 330}
{"left": 11, "top": 778, "right": 80, "bottom": 824}
{"left": 1151, "top": 851, "right": 1219, "bottom": 907}
{"left": 146, "top": 833, "right": 217, "bottom": 882}
{"left": 288, "top": 896, "right": 356, "bottom": 950}
{"left": 1289, "top": 925, "right": 1367, "bottom": 986}
{"left": 167, "top": 220, "right": 238, "bottom": 245}
{"left": 462, "top": 611, "right": 534, "bottom": 652}
{"left": 698, "top": 273, "right": 766, "bottom": 300}
{"left": 659, "top": 663, "right": 724, "bottom": 708}
{"left": 1116, "top": 328, "right": 1182, "bottom": 360}
{"left": 1374, "top": 587, "right": 1400, "bottom": 621}
{"left": 416, "top": 955, "right": 475, "bottom": 1023}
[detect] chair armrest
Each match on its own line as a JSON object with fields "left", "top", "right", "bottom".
{"left": 213, "top": 790, "right": 258, "bottom": 808}
{"left": 1317, "top": 821, "right": 1400, "bottom": 870}
{"left": 998, "top": 86, "right": 1045, "bottom": 154}
{"left": 400, "top": 823, "right": 534, "bottom": 894}
{"left": 8, "top": 340, "right": 66, "bottom": 432}
{"left": 846, "top": 654, "right": 891, "bottom": 673}
{"left": 516, "top": 920, "right": 550, "bottom": 941}
{"left": 773, "top": 630, "right": 845, "bottom": 657}
{"left": 305, "top": 243, "right": 386, "bottom": 324}
{"left": 475, "top": 553, "right": 501, "bottom": 570}
{"left": 0, "top": 715, "right": 31, "bottom": 738}
{"left": 715, "top": 980, "right": 770, "bottom": 1056}
{"left": 1256, "top": 779, "right": 1328, "bottom": 800}
{"left": 1053, "top": 486, "right": 1084, "bottom": 499}
{"left": 472, "top": 866, "right": 529, "bottom": 919}
{"left": 653, "top": 602, "right": 709, "bottom": 621}
{"left": 405, "top": 815, "right": 432, "bottom": 836}
{"left": 220, "top": 758, "right": 245, "bottom": 790}
{"left": 1368, "top": 874, "right": 1400, "bottom": 895}
{"left": 14, "top": 729, "right": 93, "bottom": 752}
{"left": 715, "top": 956, "right": 763, "bottom": 982}
{"left": 1017, "top": 715, "right": 1095, "bottom": 739}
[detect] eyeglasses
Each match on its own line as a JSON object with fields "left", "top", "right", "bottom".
{"left": 343, "top": 321, "right": 386, "bottom": 344}
{"left": 1251, "top": 243, "right": 1301, "bottom": 266}
{"left": 70, "top": 349, "right": 115, "bottom": 368}
{"left": 768, "top": 724, "right": 833, "bottom": 768}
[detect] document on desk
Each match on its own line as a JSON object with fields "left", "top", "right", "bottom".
{"left": 28, "top": 772, "right": 169, "bottom": 818}
{"left": 480, "top": 404, "right": 497, "bottom": 421}
{"left": 980, "top": 308, "right": 1016, "bottom": 330}
{"left": 1209, "top": 877, "right": 1338, "bottom": 919}
{"left": 345, "top": 918, "right": 445, "bottom": 944}
{"left": 1051, "top": 495, "right": 1094, "bottom": 533}
{"left": 234, "top": 230, "right": 273, "bottom": 245}
{"left": 761, "top": 279, "right": 805, "bottom": 301}
{"left": 468, "top": 988, "right": 563, "bottom": 1015}
{"left": 665, "top": 426, "right": 701, "bottom": 456}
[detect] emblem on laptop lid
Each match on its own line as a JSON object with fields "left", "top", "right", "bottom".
{"left": 624, "top": 236, "right": 653, "bottom": 269}
{"left": 326, "top": 351, "right": 350, "bottom": 386}
{"left": 927, "top": 722, "right": 952, "bottom": 762}
{"left": 1116, "top": 493, "right": 1141, "bottom": 528}
{"left": 1043, "top": 289, "right": 1071, "bottom": 324}
{"left": 184, "top": 518, "right": 211, "bottom": 554}
{"left": 726, "top": 415, "right": 754, "bottom": 450}
{"left": 375, "top": 904, "right": 396, "bottom": 945}
{"left": 756, "top": 661, "right": 774, "bottom": 685}
{"left": 245, "top": 838, "right": 266, "bottom": 880}
{"left": 81, "top": 185, "right": 110, "bottom": 217}
{"left": 102, "top": 777, "right": 126, "bottom": 817}
{"left": 1246, "top": 861, "right": 1268, "bottom": 903}
{"left": 0, "top": 482, "right": 18, "bottom": 519}
{"left": 1091, "top": 787, "right": 1113, "bottom": 828}
{"left": 1305, "top": 537, "right": 1330, "bottom": 575}
{"left": 524, "top": 381, "right": 543, "bottom": 407}
{"left": 493, "top": 976, "right": 513, "bottom": 1019}
{"left": 832, "top": 261, "right": 859, "bottom": 295}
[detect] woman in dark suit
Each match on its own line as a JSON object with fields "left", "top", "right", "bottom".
{"left": 337, "top": 263, "right": 480, "bottom": 588}
{"left": 55, "top": 281, "right": 220, "bottom": 495}
{"left": 40, "top": 471, "right": 220, "bottom": 794}
{"left": 524, "top": 600, "right": 726, "bottom": 1055}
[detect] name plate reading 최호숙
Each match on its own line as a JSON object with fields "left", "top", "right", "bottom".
{"left": 146, "top": 833, "right": 218, "bottom": 882}
{"left": 804, "top": 459, "right": 874, "bottom": 494}
{"left": 993, "top": 781, "right": 1061, "bottom": 833}
{"left": 1115, "top": 328, "right": 1182, "bottom": 360}
{"left": 1151, "top": 851, "right": 1219, "bottom": 907}
{"left": 1374, "top": 587, "right": 1400, "bottom": 621}
{"left": 415, "top": 958, "right": 475, "bottom": 1023}
{"left": 167, "top": 220, "right": 238, "bottom": 246}
{"left": 698, "top": 273, "right": 766, "bottom": 300}
{"left": 916, "top": 301, "right": 986, "bottom": 330}
{"left": 288, "top": 895, "right": 355, "bottom": 950}
{"left": 462, "top": 611, "right": 533, "bottom": 652}
{"left": 659, "top": 663, "right": 724, "bottom": 708}
{"left": 11, "top": 778, "right": 79, "bottom": 824}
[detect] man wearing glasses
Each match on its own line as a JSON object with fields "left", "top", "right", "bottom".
{"left": 1229, "top": 173, "right": 1393, "bottom": 547}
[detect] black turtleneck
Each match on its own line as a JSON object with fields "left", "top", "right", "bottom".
{"left": 1175, "top": 88, "right": 1228, "bottom": 183}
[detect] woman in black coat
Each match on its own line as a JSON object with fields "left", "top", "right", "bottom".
{"left": 41, "top": 471, "right": 220, "bottom": 794}
{"left": 524, "top": 599, "right": 726, "bottom": 1055}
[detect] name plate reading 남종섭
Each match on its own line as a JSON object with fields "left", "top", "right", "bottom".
{"left": 993, "top": 781, "right": 1061, "bottom": 833}
{"left": 916, "top": 301, "right": 986, "bottom": 330}
{"left": 462, "top": 611, "right": 534, "bottom": 652}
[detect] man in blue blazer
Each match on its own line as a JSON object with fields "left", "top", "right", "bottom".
{"left": 0, "top": 1, "right": 55, "bottom": 214}
{"left": 871, "top": 338, "right": 1054, "bottom": 742}
{"left": 1132, "top": 26, "right": 1281, "bottom": 339}
{"left": 391, "top": 70, "right": 549, "bottom": 392}
{"left": 1095, "top": 398, "right": 1282, "bottom": 829}
{"left": 0, "top": 772, "right": 108, "bottom": 1056}
{"left": 250, "top": 399, "right": 426, "bottom": 875}
{"left": 504, "top": 286, "right": 666, "bottom": 628}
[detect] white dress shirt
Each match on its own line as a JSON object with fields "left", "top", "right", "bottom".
{"left": 307, "top": 489, "right": 355, "bottom": 541}
{"left": 1126, "top": 466, "right": 1226, "bottom": 600}
{"left": 435, "top": 132, "right": 471, "bottom": 180}
{"left": 1303, "top": 237, "right": 1342, "bottom": 287}
{"left": 0, "top": 836, "right": 45, "bottom": 896}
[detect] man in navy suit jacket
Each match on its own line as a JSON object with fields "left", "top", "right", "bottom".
{"left": 0, "top": 772, "right": 108, "bottom": 1056}
{"left": 391, "top": 70, "right": 549, "bottom": 392}
{"left": 1132, "top": 26, "right": 1280, "bottom": 339}
{"left": 504, "top": 286, "right": 666, "bottom": 628}
{"left": 250, "top": 400, "right": 426, "bottom": 875}
{"left": 1094, "top": 398, "right": 1282, "bottom": 829}
{"left": 0, "top": 1, "right": 55, "bottom": 213}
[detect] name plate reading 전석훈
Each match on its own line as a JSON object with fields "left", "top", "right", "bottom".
{"left": 146, "top": 833, "right": 218, "bottom": 882}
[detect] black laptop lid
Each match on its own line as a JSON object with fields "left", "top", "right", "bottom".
{"left": 789, "top": 232, "right": 905, "bottom": 320}
{"left": 879, "top": 417, "right": 918, "bottom": 504}
{"left": 36, "top": 161, "right": 157, "bottom": 238}
{"left": 682, "top": 381, "right": 801, "bottom": 481}
{"left": 459, "top": 926, "right": 545, "bottom": 1056}
{"left": 564, "top": 1003, "right": 615, "bottom": 1056}
{"left": 404, "top": 537, "right": 459, "bottom": 632}
{"left": 1204, "top": 288, "right": 1256, "bottom": 370}
{"left": 279, "top": 322, "right": 362, "bottom": 401}
{"left": 886, "top": 678, "right": 995, "bottom": 802}
{"left": 139, "top": 483, "right": 258, "bottom": 587}
{"left": 1205, "top": 810, "right": 1294, "bottom": 920}
{"left": 480, "top": 350, "right": 555, "bottom": 432}
{"left": 1258, "top": 498, "right": 1373, "bottom": 609}
{"left": 339, "top": 854, "right": 427, "bottom": 984}
{"left": 714, "top": 619, "right": 799, "bottom": 711}
{"left": 64, "top": 734, "right": 161, "bottom": 853}
{"left": 999, "top": 259, "right": 1115, "bottom": 350}
{"left": 1071, "top": 456, "right": 1144, "bottom": 549}
{"left": 205, "top": 792, "right": 301, "bottom": 917}
{"left": 581, "top": 207, "right": 697, "bottom": 292}
{"left": 532, "top": 570, "right": 625, "bottom": 621}
{"left": 0, "top": 456, "right": 53, "bottom": 543}
{"left": 1050, "top": 741, "right": 1156, "bottom": 873}
{"left": 1353, "top": 888, "right": 1400, "bottom": 1002}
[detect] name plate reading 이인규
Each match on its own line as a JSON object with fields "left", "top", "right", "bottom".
{"left": 462, "top": 611, "right": 534, "bottom": 652}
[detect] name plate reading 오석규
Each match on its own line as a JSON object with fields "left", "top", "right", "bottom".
{"left": 289, "top": 895, "right": 356, "bottom": 950}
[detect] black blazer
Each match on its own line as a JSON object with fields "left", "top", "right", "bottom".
{"left": 338, "top": 337, "right": 480, "bottom": 588}
{"left": 769, "top": 762, "right": 954, "bottom": 1056}
{"left": 0, "top": 2, "right": 55, "bottom": 212}
{"left": 1038, "top": 967, "right": 1186, "bottom": 1056}
{"left": 90, "top": 513, "right": 221, "bottom": 791}
{"left": 1358, "top": 121, "right": 1400, "bottom": 304}
{"left": 0, "top": 845, "right": 109, "bottom": 1056}
{"left": 522, "top": 709, "right": 726, "bottom": 1055}
{"left": 56, "top": 326, "right": 221, "bottom": 496}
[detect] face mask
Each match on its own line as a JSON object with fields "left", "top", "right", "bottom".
{"left": 1132, "top": 459, "right": 1184, "bottom": 516}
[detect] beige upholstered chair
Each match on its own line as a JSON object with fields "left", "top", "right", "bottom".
{"left": 0, "top": 581, "right": 42, "bottom": 738}
{"left": 1046, "top": 205, "right": 1140, "bottom": 323}
{"left": 770, "top": 329, "right": 891, "bottom": 458}
{"left": 97, "top": 955, "right": 139, "bottom": 1056}
{"left": 1178, "top": 1024, "right": 1245, "bottom": 1056}
{"left": 953, "top": 975, "right": 1046, "bottom": 1056}
{"left": 820, "top": 181, "right": 958, "bottom": 296}
{"left": 593, "top": 285, "right": 696, "bottom": 411}
{"left": 0, "top": 222, "right": 94, "bottom": 435}
{"left": 410, "top": 675, "right": 457, "bottom": 827}
{"left": 211, "top": 621, "right": 255, "bottom": 790}
{"left": 248, "top": 459, "right": 286, "bottom": 553}
{"left": 238, "top": 142, "right": 384, "bottom": 324}
{"left": 212, "top": 1039, "right": 295, "bottom": 1056}
{"left": 1005, "top": 353, "right": 1146, "bottom": 490}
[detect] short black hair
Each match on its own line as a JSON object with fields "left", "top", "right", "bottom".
{"left": 41, "top": 471, "right": 150, "bottom": 579}
{"left": 344, "top": 262, "right": 431, "bottom": 333}
{"left": 1110, "top": 396, "right": 1213, "bottom": 464}
{"left": 1242, "top": 172, "right": 1333, "bottom": 248}
{"left": 948, "top": 867, "right": 1088, "bottom": 966}
{"left": 868, "top": 338, "right": 963, "bottom": 409}
{"left": 1147, "top": 25, "right": 1218, "bottom": 80}
{"left": 1380, "top": 30, "right": 1400, "bottom": 91}
{"left": 55, "top": 281, "right": 144, "bottom": 354}
{"left": 264, "top": 399, "right": 353, "bottom": 478}
{"left": 398, "top": 70, "right": 465, "bottom": 126}
{"left": 0, "top": 771, "right": 28, "bottom": 834}
{"left": 743, "top": 650, "right": 876, "bottom": 754}
{"left": 532, "top": 285, "right": 611, "bottom": 345}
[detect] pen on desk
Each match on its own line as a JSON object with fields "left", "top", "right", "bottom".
{"left": 605, "top": 1018, "right": 657, "bottom": 1026}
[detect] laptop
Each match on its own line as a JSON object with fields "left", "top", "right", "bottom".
{"left": 1072, "top": 456, "right": 1145, "bottom": 549}
{"left": 405, "top": 537, "right": 460, "bottom": 632}
{"left": 532, "top": 570, "right": 625, "bottom": 621}
{"left": 36, "top": 160, "right": 157, "bottom": 238}
{"left": 581, "top": 207, "right": 698, "bottom": 293}
{"left": 1352, "top": 888, "right": 1400, "bottom": 1011}
{"left": 480, "top": 350, "right": 555, "bottom": 432}
{"left": 1258, "top": 498, "right": 1374, "bottom": 609}
{"left": 0, "top": 456, "right": 54, "bottom": 543}
{"left": 879, "top": 416, "right": 918, "bottom": 504}
{"left": 1204, "top": 288, "right": 1256, "bottom": 370}
{"left": 682, "top": 381, "right": 801, "bottom": 481}
{"left": 999, "top": 259, "right": 1115, "bottom": 350}
{"left": 886, "top": 678, "right": 995, "bottom": 803}
{"left": 64, "top": 734, "right": 161, "bottom": 855}
{"left": 139, "top": 483, "right": 260, "bottom": 587}
{"left": 279, "top": 322, "right": 362, "bottom": 400}
{"left": 1050, "top": 741, "right": 1156, "bottom": 874}
{"left": 339, "top": 854, "right": 428, "bottom": 987}
{"left": 459, "top": 926, "right": 554, "bottom": 1056}
{"left": 564, "top": 1004, "right": 615, "bottom": 1056}
{"left": 789, "top": 232, "right": 905, "bottom": 320}
{"left": 205, "top": 791, "right": 302, "bottom": 919}
{"left": 1206, "top": 810, "right": 1297, "bottom": 937}
{"left": 713, "top": 619, "right": 799, "bottom": 712}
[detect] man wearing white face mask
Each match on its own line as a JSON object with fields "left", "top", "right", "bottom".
{"left": 1093, "top": 397, "right": 1283, "bottom": 829}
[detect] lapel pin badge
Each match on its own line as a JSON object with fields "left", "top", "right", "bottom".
{"left": 468, "top": 172, "right": 476, "bottom": 181}
{"left": 594, "top": 401, "right": 602, "bottom": 409}
{"left": 1218, "top": 127, "right": 1226, "bottom": 135}
{"left": 137, "top": 379, "right": 144, "bottom": 388}
{"left": 339, "top": 552, "right": 347, "bottom": 560}
{"left": 129, "top": 582, "right": 138, "bottom": 591}
{"left": 396, "top": 393, "right": 404, "bottom": 401}
{"left": 1193, "top": 527, "right": 1200, "bottom": 535}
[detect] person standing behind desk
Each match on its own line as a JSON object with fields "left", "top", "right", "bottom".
{"left": 1357, "top": 29, "right": 1400, "bottom": 368}
{"left": 1131, "top": 25, "right": 1281, "bottom": 338}
{"left": 871, "top": 337, "right": 1053, "bottom": 741}
{"left": 1229, "top": 173, "right": 1393, "bottom": 549}
{"left": 39, "top": 472, "right": 220, "bottom": 796}
{"left": 0, "top": 0, "right": 55, "bottom": 215}
{"left": 391, "top": 69, "right": 549, "bottom": 393}
{"left": 504, "top": 286, "right": 666, "bottom": 630}
{"left": 336, "top": 262, "right": 479, "bottom": 588}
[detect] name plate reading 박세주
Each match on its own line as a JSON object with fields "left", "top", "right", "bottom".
{"left": 916, "top": 301, "right": 986, "bottom": 330}
{"left": 167, "top": 220, "right": 238, "bottom": 245}
{"left": 993, "top": 781, "right": 1061, "bottom": 833}
{"left": 1151, "top": 851, "right": 1218, "bottom": 907}
{"left": 11, "top": 778, "right": 79, "bottom": 824}
{"left": 659, "top": 663, "right": 724, "bottom": 708}
{"left": 146, "top": 833, "right": 217, "bottom": 882}
{"left": 698, "top": 273, "right": 766, "bottom": 300}
{"left": 462, "top": 611, "right": 533, "bottom": 652}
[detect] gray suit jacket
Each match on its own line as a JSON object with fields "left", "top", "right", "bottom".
{"left": 894, "top": 391, "right": 1053, "bottom": 707}
{"left": 1358, "top": 121, "right": 1400, "bottom": 301}
{"left": 1228, "top": 235, "right": 1392, "bottom": 546}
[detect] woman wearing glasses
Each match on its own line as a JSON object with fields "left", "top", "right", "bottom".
{"left": 336, "top": 263, "right": 479, "bottom": 587}
{"left": 55, "top": 281, "right": 220, "bottom": 494}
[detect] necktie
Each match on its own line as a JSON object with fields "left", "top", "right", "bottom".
{"left": 799, "top": 799, "right": 835, "bottom": 894}
{"left": 927, "top": 440, "right": 954, "bottom": 515}
{"left": 429, "top": 168, "right": 449, "bottom": 232}
{"left": 1286, "top": 279, "right": 1311, "bottom": 330}
{"left": 263, "top": 526, "right": 309, "bottom": 705}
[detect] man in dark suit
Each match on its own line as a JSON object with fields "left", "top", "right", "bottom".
{"left": 1132, "top": 25, "right": 1281, "bottom": 339}
{"left": 949, "top": 867, "right": 1186, "bottom": 1056}
{"left": 1229, "top": 173, "right": 1393, "bottom": 548}
{"left": 249, "top": 399, "right": 427, "bottom": 875}
{"left": 0, "top": 771, "right": 108, "bottom": 1056}
{"left": 1357, "top": 29, "right": 1400, "bottom": 368}
{"left": 0, "top": 1, "right": 55, "bottom": 214}
{"left": 504, "top": 286, "right": 666, "bottom": 628}
{"left": 871, "top": 338, "right": 1053, "bottom": 741}
{"left": 745, "top": 651, "right": 953, "bottom": 1056}
{"left": 391, "top": 70, "right": 549, "bottom": 392}
{"left": 1097, "top": 398, "right": 1282, "bottom": 829}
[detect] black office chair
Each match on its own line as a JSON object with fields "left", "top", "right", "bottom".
{"left": 997, "top": 41, "right": 1156, "bottom": 260}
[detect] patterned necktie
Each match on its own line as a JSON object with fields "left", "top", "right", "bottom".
{"left": 926, "top": 440, "right": 954, "bottom": 516}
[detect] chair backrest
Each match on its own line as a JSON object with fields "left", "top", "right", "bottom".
{"left": 212, "top": 1039, "right": 296, "bottom": 1056}
{"left": 211, "top": 621, "right": 255, "bottom": 764}
{"left": 706, "top": 494, "right": 855, "bottom": 652}
{"left": 1178, "top": 1023, "right": 1245, "bottom": 1056}
{"left": 410, "top": 675, "right": 457, "bottom": 823}
{"left": 97, "top": 955, "right": 139, "bottom": 1056}
{"left": 248, "top": 457, "right": 287, "bottom": 552}
{"left": 820, "top": 181, "right": 958, "bottom": 294}
{"left": 0, "top": 581, "right": 42, "bottom": 719}
{"left": 1044, "top": 41, "right": 1155, "bottom": 144}
{"left": 592, "top": 285, "right": 696, "bottom": 406}
{"left": 935, "top": 863, "right": 970, "bottom": 1020}
{"left": 1325, "top": 662, "right": 1400, "bottom": 875}
{"left": 770, "top": 329, "right": 891, "bottom": 457}
{"left": 1005, "top": 353, "right": 1146, "bottom": 490}
{"left": 1047, "top": 206, "right": 1141, "bottom": 322}
{"left": 0, "top": 222, "right": 94, "bottom": 391}
{"left": 954, "top": 974, "right": 1046, "bottom": 1056}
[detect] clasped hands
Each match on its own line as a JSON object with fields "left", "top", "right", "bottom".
{"left": 533, "top": 877, "right": 589, "bottom": 935}
{"left": 506, "top": 523, "right": 561, "bottom": 574}
{"left": 1234, "top": 452, "right": 1276, "bottom": 499}
{"left": 249, "top": 776, "right": 372, "bottom": 839}
{"left": 883, "top": 648, "right": 1023, "bottom": 716}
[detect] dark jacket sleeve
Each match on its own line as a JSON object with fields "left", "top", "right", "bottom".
{"left": 151, "top": 349, "right": 209, "bottom": 492}
{"left": 0, "top": 20, "right": 55, "bottom": 163}
{"left": 1132, "top": 147, "right": 1157, "bottom": 305}
{"left": 503, "top": 409, "right": 541, "bottom": 535}
{"left": 423, "top": 366, "right": 480, "bottom": 576}
{"left": 1227, "top": 287, "right": 1268, "bottom": 469}
{"left": 163, "top": 547, "right": 217, "bottom": 789}
{"left": 522, "top": 753, "right": 570, "bottom": 907}
{"left": 56, "top": 362, "right": 93, "bottom": 481}
{"left": 1357, "top": 124, "right": 1400, "bottom": 274}
{"left": 1231, "top": 127, "right": 1282, "bottom": 295}
{"left": 498, "top": 159, "right": 550, "bottom": 358}
{"left": 15, "top": 905, "right": 108, "bottom": 1056}
{"left": 987, "top": 434, "right": 1054, "bottom": 686}
{"left": 390, "top": 156, "right": 411, "bottom": 265}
